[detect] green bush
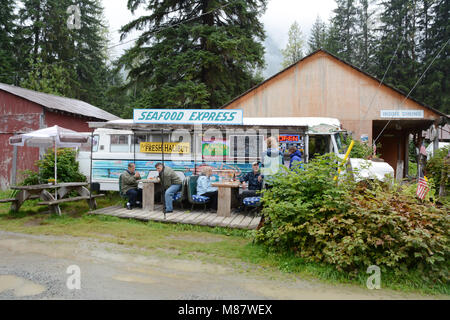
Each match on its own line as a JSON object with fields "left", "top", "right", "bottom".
{"left": 19, "top": 148, "right": 86, "bottom": 185}
{"left": 426, "top": 145, "right": 450, "bottom": 194}
{"left": 37, "top": 148, "right": 86, "bottom": 183}
{"left": 339, "top": 135, "right": 373, "bottom": 159}
{"left": 18, "top": 169, "right": 40, "bottom": 186}
{"left": 256, "top": 154, "right": 449, "bottom": 283}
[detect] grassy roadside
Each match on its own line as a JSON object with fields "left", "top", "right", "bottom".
{"left": 0, "top": 190, "right": 448, "bottom": 296}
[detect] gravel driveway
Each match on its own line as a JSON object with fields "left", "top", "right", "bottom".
{"left": 0, "top": 231, "right": 445, "bottom": 300}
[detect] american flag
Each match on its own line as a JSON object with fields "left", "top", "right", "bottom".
{"left": 416, "top": 176, "right": 430, "bottom": 200}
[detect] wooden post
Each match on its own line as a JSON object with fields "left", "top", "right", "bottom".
{"left": 143, "top": 181, "right": 155, "bottom": 212}
{"left": 217, "top": 187, "right": 231, "bottom": 217}
{"left": 11, "top": 145, "right": 17, "bottom": 186}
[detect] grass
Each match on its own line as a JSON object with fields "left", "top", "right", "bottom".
{"left": 0, "top": 189, "right": 448, "bottom": 297}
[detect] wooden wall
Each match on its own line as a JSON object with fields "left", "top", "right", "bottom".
{"left": 224, "top": 51, "right": 441, "bottom": 144}
{"left": 0, "top": 90, "right": 94, "bottom": 190}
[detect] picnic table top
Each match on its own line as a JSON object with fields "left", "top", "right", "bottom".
{"left": 212, "top": 181, "right": 240, "bottom": 188}
{"left": 10, "top": 182, "right": 88, "bottom": 190}
{"left": 140, "top": 178, "right": 160, "bottom": 183}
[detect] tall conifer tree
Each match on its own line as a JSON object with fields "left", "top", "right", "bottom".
{"left": 0, "top": 0, "right": 18, "bottom": 84}
{"left": 281, "top": 21, "right": 305, "bottom": 68}
{"left": 307, "top": 16, "right": 327, "bottom": 54}
{"left": 118, "top": 0, "right": 267, "bottom": 109}
{"left": 373, "top": 0, "right": 420, "bottom": 94}
{"left": 328, "top": 0, "right": 358, "bottom": 62}
{"left": 416, "top": 0, "right": 449, "bottom": 113}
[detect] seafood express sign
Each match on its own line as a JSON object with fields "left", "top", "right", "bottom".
{"left": 134, "top": 109, "right": 243, "bottom": 125}
{"left": 133, "top": 109, "right": 243, "bottom": 154}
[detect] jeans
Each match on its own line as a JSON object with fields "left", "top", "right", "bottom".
{"left": 126, "top": 188, "right": 142, "bottom": 207}
{"left": 164, "top": 184, "right": 181, "bottom": 212}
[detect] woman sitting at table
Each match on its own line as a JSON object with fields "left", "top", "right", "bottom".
{"left": 197, "top": 167, "right": 218, "bottom": 212}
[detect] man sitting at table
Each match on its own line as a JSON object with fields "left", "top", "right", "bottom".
{"left": 197, "top": 167, "right": 218, "bottom": 212}
{"left": 235, "top": 161, "right": 263, "bottom": 213}
{"left": 155, "top": 163, "right": 182, "bottom": 213}
{"left": 121, "top": 163, "right": 142, "bottom": 210}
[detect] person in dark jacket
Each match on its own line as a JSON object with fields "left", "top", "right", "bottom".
{"left": 288, "top": 146, "right": 303, "bottom": 170}
{"left": 155, "top": 163, "right": 182, "bottom": 213}
{"left": 235, "top": 162, "right": 264, "bottom": 213}
{"left": 121, "top": 163, "right": 142, "bottom": 210}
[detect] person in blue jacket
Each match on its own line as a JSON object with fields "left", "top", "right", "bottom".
{"left": 197, "top": 167, "right": 218, "bottom": 211}
{"left": 288, "top": 146, "right": 303, "bottom": 170}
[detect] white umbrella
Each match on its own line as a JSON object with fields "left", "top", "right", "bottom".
{"left": 9, "top": 125, "right": 90, "bottom": 197}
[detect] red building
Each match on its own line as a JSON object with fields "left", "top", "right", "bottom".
{"left": 0, "top": 83, "right": 120, "bottom": 190}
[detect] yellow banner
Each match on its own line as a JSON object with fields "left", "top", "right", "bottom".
{"left": 140, "top": 142, "right": 190, "bottom": 154}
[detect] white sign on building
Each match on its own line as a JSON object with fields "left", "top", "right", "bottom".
{"left": 380, "top": 110, "right": 424, "bottom": 118}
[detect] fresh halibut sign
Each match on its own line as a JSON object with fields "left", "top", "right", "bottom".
{"left": 134, "top": 109, "right": 243, "bottom": 125}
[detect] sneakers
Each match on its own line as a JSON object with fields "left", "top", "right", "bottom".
{"left": 126, "top": 202, "right": 132, "bottom": 210}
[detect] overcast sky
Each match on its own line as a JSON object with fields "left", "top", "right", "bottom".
{"left": 102, "top": 0, "right": 337, "bottom": 78}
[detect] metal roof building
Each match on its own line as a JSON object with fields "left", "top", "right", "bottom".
{"left": 0, "top": 82, "right": 120, "bottom": 189}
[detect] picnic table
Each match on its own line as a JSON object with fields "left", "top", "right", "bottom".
{"left": 212, "top": 181, "right": 240, "bottom": 217}
{"left": 3, "top": 182, "right": 104, "bottom": 215}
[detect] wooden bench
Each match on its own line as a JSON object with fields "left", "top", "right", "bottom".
{"left": 0, "top": 195, "right": 41, "bottom": 203}
{"left": 37, "top": 194, "right": 105, "bottom": 206}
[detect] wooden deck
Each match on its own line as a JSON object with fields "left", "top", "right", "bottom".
{"left": 89, "top": 205, "right": 261, "bottom": 230}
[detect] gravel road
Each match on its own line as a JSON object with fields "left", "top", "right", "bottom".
{"left": 0, "top": 231, "right": 445, "bottom": 300}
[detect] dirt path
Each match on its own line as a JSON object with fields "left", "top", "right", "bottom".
{"left": 0, "top": 231, "right": 445, "bottom": 300}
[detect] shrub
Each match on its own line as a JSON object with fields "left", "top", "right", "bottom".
{"left": 37, "top": 148, "right": 86, "bottom": 183}
{"left": 256, "top": 154, "right": 449, "bottom": 283}
{"left": 19, "top": 148, "right": 86, "bottom": 185}
{"left": 339, "top": 135, "right": 373, "bottom": 159}
{"left": 18, "top": 169, "right": 40, "bottom": 186}
{"left": 426, "top": 145, "right": 450, "bottom": 194}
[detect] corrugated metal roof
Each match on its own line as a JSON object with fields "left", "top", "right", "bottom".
{"left": 0, "top": 82, "right": 120, "bottom": 121}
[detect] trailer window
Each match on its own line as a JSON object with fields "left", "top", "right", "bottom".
{"left": 110, "top": 134, "right": 129, "bottom": 153}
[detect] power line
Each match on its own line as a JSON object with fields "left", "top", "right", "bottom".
{"left": 108, "top": 1, "right": 233, "bottom": 50}
{"left": 360, "top": 32, "right": 405, "bottom": 122}
{"left": 372, "top": 38, "right": 449, "bottom": 145}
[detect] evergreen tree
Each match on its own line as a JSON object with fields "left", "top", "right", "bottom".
{"left": 373, "top": 0, "right": 420, "bottom": 94}
{"left": 323, "top": 23, "right": 342, "bottom": 55}
{"left": 307, "top": 16, "right": 327, "bottom": 54}
{"left": 72, "top": 0, "right": 110, "bottom": 105}
{"left": 0, "top": 0, "right": 18, "bottom": 84}
{"left": 328, "top": 0, "right": 358, "bottom": 62}
{"left": 18, "top": 0, "right": 113, "bottom": 110}
{"left": 118, "top": 0, "right": 267, "bottom": 109}
{"left": 281, "top": 21, "right": 305, "bottom": 68}
{"left": 354, "top": 0, "right": 377, "bottom": 71}
{"left": 414, "top": 0, "right": 449, "bottom": 113}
